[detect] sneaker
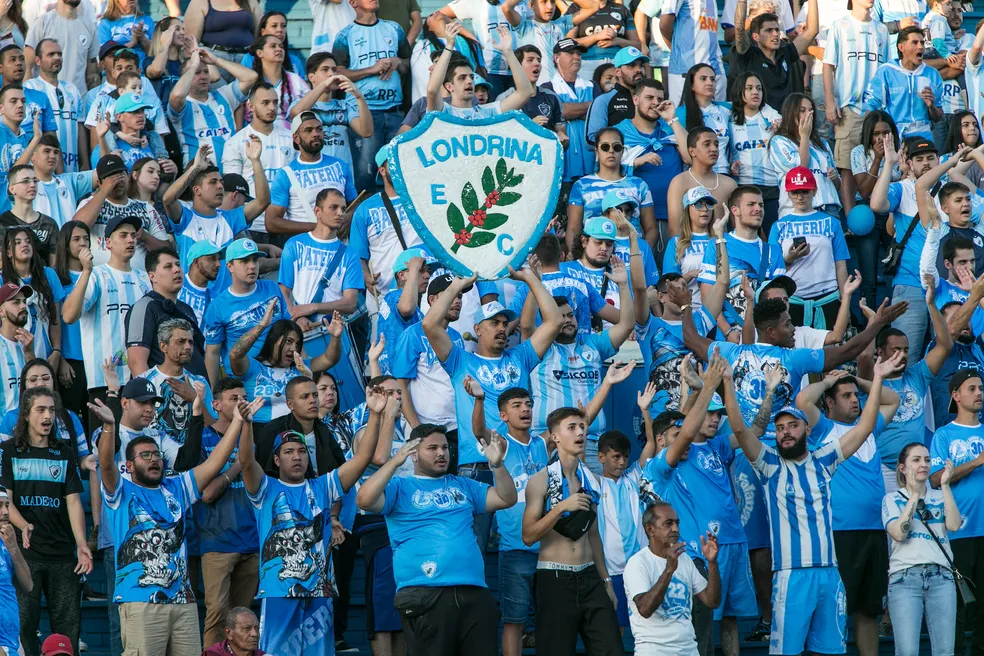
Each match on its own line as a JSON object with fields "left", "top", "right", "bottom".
{"left": 522, "top": 632, "right": 536, "bottom": 649}
{"left": 744, "top": 619, "right": 771, "bottom": 642}
{"left": 83, "top": 584, "right": 107, "bottom": 601}
{"left": 334, "top": 640, "right": 358, "bottom": 653}
{"left": 79, "top": 640, "right": 88, "bottom": 652}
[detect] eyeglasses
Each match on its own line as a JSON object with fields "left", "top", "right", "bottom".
{"left": 13, "top": 177, "right": 38, "bottom": 186}
{"left": 134, "top": 450, "right": 164, "bottom": 461}
{"left": 25, "top": 374, "right": 53, "bottom": 384}
{"left": 598, "top": 143, "right": 624, "bottom": 153}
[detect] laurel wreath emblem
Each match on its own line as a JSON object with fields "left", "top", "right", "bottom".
{"left": 447, "top": 157, "right": 524, "bottom": 253}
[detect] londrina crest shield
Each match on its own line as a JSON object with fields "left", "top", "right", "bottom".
{"left": 387, "top": 111, "right": 564, "bottom": 280}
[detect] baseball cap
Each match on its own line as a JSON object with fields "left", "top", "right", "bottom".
{"left": 225, "top": 238, "right": 267, "bottom": 262}
{"left": 272, "top": 430, "right": 306, "bottom": 454}
{"left": 755, "top": 275, "right": 798, "bottom": 303}
{"left": 105, "top": 214, "right": 143, "bottom": 237}
{"left": 121, "top": 378, "right": 163, "bottom": 403}
{"left": 708, "top": 393, "right": 725, "bottom": 412}
{"left": 601, "top": 189, "right": 638, "bottom": 214}
{"left": 774, "top": 406, "right": 809, "bottom": 424}
{"left": 905, "top": 136, "right": 938, "bottom": 158}
{"left": 222, "top": 173, "right": 252, "bottom": 200}
{"left": 291, "top": 110, "right": 319, "bottom": 136}
{"left": 553, "top": 38, "right": 586, "bottom": 54}
{"left": 375, "top": 143, "right": 392, "bottom": 185}
{"left": 96, "top": 154, "right": 126, "bottom": 180}
{"left": 582, "top": 216, "right": 617, "bottom": 241}
{"left": 682, "top": 186, "right": 717, "bottom": 209}
{"left": 185, "top": 240, "right": 222, "bottom": 264}
{"left": 0, "top": 282, "right": 32, "bottom": 306}
{"left": 392, "top": 247, "right": 436, "bottom": 274}
{"left": 99, "top": 41, "right": 125, "bottom": 60}
{"left": 472, "top": 301, "right": 518, "bottom": 326}
{"left": 41, "top": 634, "right": 73, "bottom": 656}
{"left": 473, "top": 74, "right": 492, "bottom": 90}
{"left": 948, "top": 368, "right": 983, "bottom": 413}
{"left": 784, "top": 166, "right": 817, "bottom": 192}
{"left": 613, "top": 46, "right": 647, "bottom": 68}
{"left": 114, "top": 92, "right": 153, "bottom": 116}
{"left": 652, "top": 410, "right": 685, "bottom": 436}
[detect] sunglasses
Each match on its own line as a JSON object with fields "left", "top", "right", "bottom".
{"left": 692, "top": 200, "right": 714, "bottom": 210}
{"left": 598, "top": 142, "right": 624, "bottom": 153}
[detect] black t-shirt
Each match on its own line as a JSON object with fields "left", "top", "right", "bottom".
{"left": 585, "top": 82, "right": 634, "bottom": 144}
{"left": 575, "top": 3, "right": 632, "bottom": 41}
{"left": 726, "top": 41, "right": 804, "bottom": 110}
{"left": 499, "top": 88, "right": 565, "bottom": 127}
{"left": 124, "top": 291, "right": 208, "bottom": 378}
{"left": 938, "top": 226, "right": 984, "bottom": 279}
{"left": 0, "top": 212, "right": 59, "bottom": 262}
{"left": 0, "top": 438, "right": 83, "bottom": 562}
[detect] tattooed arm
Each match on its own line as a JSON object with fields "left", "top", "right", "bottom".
{"left": 229, "top": 300, "right": 277, "bottom": 377}
{"left": 730, "top": 362, "right": 783, "bottom": 448}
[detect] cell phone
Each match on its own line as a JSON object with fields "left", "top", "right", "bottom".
{"left": 792, "top": 236, "right": 807, "bottom": 248}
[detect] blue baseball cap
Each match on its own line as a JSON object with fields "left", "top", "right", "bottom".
{"left": 683, "top": 186, "right": 718, "bottom": 209}
{"left": 375, "top": 142, "right": 393, "bottom": 185}
{"left": 613, "top": 46, "right": 647, "bottom": 68}
{"left": 708, "top": 394, "right": 725, "bottom": 412}
{"left": 774, "top": 406, "right": 809, "bottom": 424}
{"left": 601, "top": 189, "right": 638, "bottom": 214}
{"left": 225, "top": 238, "right": 267, "bottom": 262}
{"left": 392, "top": 247, "right": 436, "bottom": 274}
{"left": 473, "top": 73, "right": 492, "bottom": 90}
{"left": 185, "top": 240, "right": 222, "bottom": 264}
{"left": 472, "top": 301, "right": 518, "bottom": 325}
{"left": 114, "top": 92, "right": 153, "bottom": 116}
{"left": 583, "top": 216, "right": 617, "bottom": 241}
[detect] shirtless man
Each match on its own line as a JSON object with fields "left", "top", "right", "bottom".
{"left": 667, "top": 127, "right": 737, "bottom": 236}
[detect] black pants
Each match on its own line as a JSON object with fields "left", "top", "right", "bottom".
{"left": 692, "top": 558, "right": 714, "bottom": 656}
{"left": 333, "top": 523, "right": 359, "bottom": 641}
{"left": 534, "top": 567, "right": 623, "bottom": 656}
{"left": 400, "top": 585, "right": 499, "bottom": 656}
{"left": 952, "top": 535, "right": 984, "bottom": 656}
{"left": 58, "top": 359, "right": 88, "bottom": 437}
{"left": 18, "top": 559, "right": 82, "bottom": 656}
{"left": 788, "top": 296, "right": 841, "bottom": 332}
{"left": 446, "top": 430, "right": 459, "bottom": 474}
{"left": 86, "top": 387, "right": 109, "bottom": 437}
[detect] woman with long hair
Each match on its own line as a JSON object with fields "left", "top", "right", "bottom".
{"left": 0, "top": 0, "right": 27, "bottom": 49}
{"left": 127, "top": 157, "right": 169, "bottom": 229}
{"left": 53, "top": 221, "right": 89, "bottom": 426}
{"left": 98, "top": 0, "right": 155, "bottom": 63}
{"left": 664, "top": 186, "right": 715, "bottom": 304}
{"left": 241, "top": 11, "right": 305, "bottom": 74}
{"left": 145, "top": 17, "right": 189, "bottom": 107}
{"left": 247, "top": 34, "right": 311, "bottom": 128}
{"left": 767, "top": 92, "right": 841, "bottom": 217}
{"left": 728, "top": 71, "right": 782, "bottom": 233}
{"left": 679, "top": 63, "right": 731, "bottom": 175}
{"left": 1, "top": 226, "right": 62, "bottom": 362}
{"left": 942, "top": 110, "right": 983, "bottom": 160}
{"left": 883, "top": 442, "right": 961, "bottom": 656}
{"left": 593, "top": 63, "right": 616, "bottom": 94}
{"left": 0, "top": 164, "right": 59, "bottom": 265}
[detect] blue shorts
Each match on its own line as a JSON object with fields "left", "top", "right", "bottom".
{"left": 713, "top": 542, "right": 759, "bottom": 621}
{"left": 732, "top": 451, "right": 771, "bottom": 550}
{"left": 610, "top": 573, "right": 630, "bottom": 628}
{"left": 770, "top": 568, "right": 847, "bottom": 656}
{"left": 498, "top": 549, "right": 537, "bottom": 625}
{"left": 259, "top": 597, "right": 334, "bottom": 656}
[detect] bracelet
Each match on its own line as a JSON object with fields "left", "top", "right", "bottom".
{"left": 331, "top": 515, "right": 340, "bottom": 522}
{"left": 666, "top": 117, "right": 679, "bottom": 126}
{"left": 50, "top": 348, "right": 61, "bottom": 354}
{"left": 680, "top": 304, "right": 691, "bottom": 312}
{"left": 630, "top": 252, "right": 642, "bottom": 258}
{"left": 106, "top": 391, "right": 118, "bottom": 397}
{"left": 489, "top": 461, "right": 502, "bottom": 469}
{"left": 221, "top": 473, "right": 231, "bottom": 485}
{"left": 726, "top": 326, "right": 741, "bottom": 335}
{"left": 603, "top": 577, "right": 612, "bottom": 583}
{"left": 716, "top": 238, "right": 726, "bottom": 245}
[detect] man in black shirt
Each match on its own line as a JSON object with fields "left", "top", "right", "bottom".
{"left": 498, "top": 45, "right": 569, "bottom": 147}
{"left": 0, "top": 387, "right": 90, "bottom": 656}
{"left": 726, "top": 0, "right": 818, "bottom": 110}
{"left": 585, "top": 46, "right": 647, "bottom": 144}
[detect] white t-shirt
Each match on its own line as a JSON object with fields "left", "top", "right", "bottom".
{"left": 882, "top": 487, "right": 955, "bottom": 574}
{"left": 624, "top": 548, "right": 707, "bottom": 656}
{"left": 309, "top": 0, "right": 356, "bottom": 53}
{"left": 441, "top": 100, "right": 502, "bottom": 119}
{"left": 220, "top": 123, "right": 297, "bottom": 233}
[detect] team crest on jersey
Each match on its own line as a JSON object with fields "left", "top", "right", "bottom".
{"left": 950, "top": 436, "right": 984, "bottom": 464}
{"left": 707, "top": 520, "right": 720, "bottom": 535}
{"left": 48, "top": 463, "right": 61, "bottom": 480}
{"left": 281, "top": 145, "right": 293, "bottom": 158}
{"left": 79, "top": 34, "right": 88, "bottom": 47}
{"left": 697, "top": 450, "right": 723, "bottom": 475}
{"left": 421, "top": 561, "right": 436, "bottom": 578}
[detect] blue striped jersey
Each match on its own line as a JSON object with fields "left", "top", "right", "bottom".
{"left": 23, "top": 77, "right": 83, "bottom": 172}
{"left": 269, "top": 155, "right": 357, "bottom": 224}
{"left": 497, "top": 434, "right": 549, "bottom": 552}
{"left": 34, "top": 172, "right": 93, "bottom": 227}
{"left": 728, "top": 106, "right": 781, "bottom": 187}
{"left": 391, "top": 323, "right": 465, "bottom": 429}
{"left": 516, "top": 15, "right": 575, "bottom": 83}
{"left": 0, "top": 122, "right": 29, "bottom": 211}
{"left": 768, "top": 135, "right": 840, "bottom": 216}
{"left": 508, "top": 271, "right": 608, "bottom": 337}
{"left": 446, "top": 0, "right": 530, "bottom": 76}
{"left": 823, "top": 15, "right": 890, "bottom": 111}
{"left": 287, "top": 96, "right": 361, "bottom": 170}
{"left": 873, "top": 0, "right": 927, "bottom": 57}
{"left": 697, "top": 233, "right": 786, "bottom": 325}
{"left": 0, "top": 335, "right": 26, "bottom": 414}
{"left": 81, "top": 264, "right": 152, "bottom": 389}
{"left": 332, "top": 20, "right": 411, "bottom": 111}
{"left": 202, "top": 281, "right": 290, "bottom": 364}
{"left": 635, "top": 310, "right": 716, "bottom": 416}
{"left": 966, "top": 50, "right": 984, "bottom": 121}
{"left": 752, "top": 439, "right": 844, "bottom": 570}
{"left": 167, "top": 82, "right": 247, "bottom": 166}
{"left": 17, "top": 268, "right": 65, "bottom": 359}
{"left": 348, "top": 193, "right": 422, "bottom": 293}
{"left": 172, "top": 205, "right": 247, "bottom": 275}
{"left": 941, "top": 32, "right": 974, "bottom": 115}
{"left": 661, "top": 0, "right": 724, "bottom": 76}
{"left": 530, "top": 332, "right": 617, "bottom": 438}
{"left": 593, "top": 463, "right": 646, "bottom": 575}
{"left": 568, "top": 173, "right": 653, "bottom": 235}
{"left": 922, "top": 10, "right": 957, "bottom": 58}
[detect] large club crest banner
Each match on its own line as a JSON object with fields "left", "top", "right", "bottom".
{"left": 387, "top": 111, "right": 564, "bottom": 280}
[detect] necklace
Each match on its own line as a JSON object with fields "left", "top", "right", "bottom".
{"left": 688, "top": 169, "right": 719, "bottom": 190}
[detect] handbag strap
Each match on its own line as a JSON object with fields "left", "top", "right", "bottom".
{"left": 380, "top": 193, "right": 408, "bottom": 250}
{"left": 896, "top": 212, "right": 921, "bottom": 250}
{"left": 899, "top": 491, "right": 958, "bottom": 571}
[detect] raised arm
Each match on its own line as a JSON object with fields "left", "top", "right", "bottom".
{"left": 636, "top": 382, "right": 658, "bottom": 467}
{"left": 464, "top": 374, "right": 490, "bottom": 443}
{"left": 723, "top": 362, "right": 763, "bottom": 462}
{"left": 669, "top": 283, "right": 712, "bottom": 361}
{"left": 870, "top": 133, "right": 900, "bottom": 214}
{"left": 163, "top": 145, "right": 212, "bottom": 222}
{"left": 236, "top": 399, "right": 267, "bottom": 495}
{"left": 851, "top": 374, "right": 901, "bottom": 425}
{"left": 355, "top": 437, "right": 422, "bottom": 513}
{"left": 603, "top": 257, "right": 635, "bottom": 347}
{"left": 336, "top": 389, "right": 385, "bottom": 491}
{"left": 482, "top": 431, "right": 518, "bottom": 511}
{"left": 664, "top": 355, "right": 726, "bottom": 467}
{"left": 941, "top": 276, "right": 980, "bottom": 373}
{"left": 229, "top": 299, "right": 277, "bottom": 377}
{"left": 422, "top": 274, "right": 476, "bottom": 362}
{"left": 583, "top": 361, "right": 636, "bottom": 426}
{"left": 825, "top": 272, "right": 861, "bottom": 345}
{"left": 792, "top": 0, "right": 819, "bottom": 55}
{"left": 191, "top": 383, "right": 244, "bottom": 491}
{"left": 822, "top": 299, "right": 909, "bottom": 371}
{"left": 796, "top": 370, "right": 852, "bottom": 427}
{"left": 516, "top": 267, "right": 562, "bottom": 358}
{"left": 700, "top": 209, "right": 732, "bottom": 320}
{"left": 168, "top": 49, "right": 201, "bottom": 114}
{"left": 495, "top": 27, "right": 535, "bottom": 112}
{"left": 426, "top": 22, "right": 459, "bottom": 112}
{"left": 838, "top": 352, "right": 904, "bottom": 459}
{"left": 90, "top": 398, "right": 118, "bottom": 495}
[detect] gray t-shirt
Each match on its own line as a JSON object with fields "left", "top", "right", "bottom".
{"left": 26, "top": 12, "right": 99, "bottom": 95}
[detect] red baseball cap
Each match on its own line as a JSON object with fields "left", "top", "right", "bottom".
{"left": 785, "top": 166, "right": 817, "bottom": 192}
{"left": 41, "top": 634, "right": 73, "bottom": 656}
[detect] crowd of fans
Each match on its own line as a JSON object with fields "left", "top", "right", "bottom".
{"left": 0, "top": 0, "right": 981, "bottom": 655}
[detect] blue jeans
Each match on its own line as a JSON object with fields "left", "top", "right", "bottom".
{"left": 887, "top": 564, "right": 956, "bottom": 656}
{"left": 350, "top": 109, "right": 403, "bottom": 195}
{"left": 103, "top": 549, "right": 122, "bottom": 656}
{"left": 498, "top": 550, "right": 538, "bottom": 626}
{"left": 457, "top": 463, "right": 495, "bottom": 554}
{"left": 810, "top": 74, "right": 834, "bottom": 144}
{"left": 891, "top": 283, "right": 929, "bottom": 368}
{"left": 847, "top": 208, "right": 890, "bottom": 320}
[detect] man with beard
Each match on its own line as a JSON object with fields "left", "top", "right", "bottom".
{"left": 392, "top": 274, "right": 466, "bottom": 466}
{"left": 796, "top": 370, "right": 901, "bottom": 656}
{"left": 667, "top": 128, "right": 737, "bottom": 234}
{"left": 93, "top": 375, "right": 250, "bottom": 656}
{"left": 0, "top": 283, "right": 35, "bottom": 414}
{"left": 0, "top": 84, "right": 42, "bottom": 214}
{"left": 126, "top": 248, "right": 208, "bottom": 379}
{"left": 266, "top": 112, "right": 357, "bottom": 239}
{"left": 137, "top": 318, "right": 216, "bottom": 445}
{"left": 23, "top": 0, "right": 99, "bottom": 95}
{"left": 203, "top": 607, "right": 264, "bottom": 656}
{"left": 240, "top": 381, "right": 383, "bottom": 656}
{"left": 0, "top": 387, "right": 90, "bottom": 656}
{"left": 177, "top": 240, "right": 221, "bottom": 328}
{"left": 723, "top": 351, "right": 903, "bottom": 656}
{"left": 496, "top": 46, "right": 567, "bottom": 146}
{"left": 357, "top": 422, "right": 516, "bottom": 655}
{"left": 0, "top": 45, "right": 56, "bottom": 144}
{"left": 585, "top": 46, "right": 647, "bottom": 143}
{"left": 24, "top": 39, "right": 85, "bottom": 173}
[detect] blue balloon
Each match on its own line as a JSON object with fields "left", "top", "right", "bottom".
{"left": 847, "top": 205, "right": 875, "bottom": 237}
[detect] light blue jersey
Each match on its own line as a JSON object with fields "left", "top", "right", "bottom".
{"left": 269, "top": 155, "right": 357, "bottom": 225}
{"left": 23, "top": 77, "right": 83, "bottom": 172}
{"left": 15, "top": 267, "right": 64, "bottom": 358}
{"left": 172, "top": 205, "right": 247, "bottom": 287}
{"left": 508, "top": 270, "right": 608, "bottom": 337}
{"left": 497, "top": 434, "right": 549, "bottom": 553}
{"left": 752, "top": 440, "right": 844, "bottom": 570}
{"left": 376, "top": 289, "right": 422, "bottom": 376}
{"left": 568, "top": 173, "right": 653, "bottom": 235}
{"left": 391, "top": 323, "right": 464, "bottom": 429}
{"left": 728, "top": 106, "right": 781, "bottom": 187}
{"left": 0, "top": 122, "right": 29, "bottom": 212}
{"left": 0, "top": 542, "right": 19, "bottom": 649}
{"left": 531, "top": 332, "right": 617, "bottom": 439}
{"left": 0, "top": 336, "right": 27, "bottom": 414}
{"left": 931, "top": 421, "right": 984, "bottom": 538}
{"left": 167, "top": 82, "right": 246, "bottom": 166}
{"left": 922, "top": 10, "right": 957, "bottom": 58}
{"left": 241, "top": 359, "right": 308, "bottom": 424}
{"left": 517, "top": 15, "right": 575, "bottom": 83}
{"left": 769, "top": 210, "right": 850, "bottom": 299}
{"left": 768, "top": 135, "right": 840, "bottom": 216}
{"left": 542, "top": 74, "right": 594, "bottom": 181}
{"left": 873, "top": 0, "right": 927, "bottom": 58}
{"left": 348, "top": 193, "right": 422, "bottom": 293}
{"left": 676, "top": 103, "right": 731, "bottom": 175}
{"left": 176, "top": 276, "right": 210, "bottom": 328}
{"left": 288, "top": 96, "right": 361, "bottom": 169}
{"left": 81, "top": 264, "right": 152, "bottom": 389}
{"left": 331, "top": 20, "right": 410, "bottom": 111}
{"left": 966, "top": 52, "right": 984, "bottom": 121}
{"left": 594, "top": 464, "right": 646, "bottom": 575}
{"left": 664, "top": 234, "right": 712, "bottom": 305}
{"left": 98, "top": 16, "right": 155, "bottom": 65}
{"left": 560, "top": 260, "right": 621, "bottom": 312}
{"left": 202, "top": 280, "right": 289, "bottom": 364}
{"left": 34, "top": 172, "right": 93, "bottom": 227}
{"left": 250, "top": 470, "right": 344, "bottom": 598}
{"left": 698, "top": 233, "right": 786, "bottom": 326}
{"left": 279, "top": 234, "right": 364, "bottom": 322}
{"left": 879, "top": 361, "right": 933, "bottom": 468}
{"left": 59, "top": 270, "right": 82, "bottom": 360}
{"left": 661, "top": 0, "right": 724, "bottom": 76}
{"left": 446, "top": 0, "right": 529, "bottom": 76}
{"left": 823, "top": 15, "right": 890, "bottom": 111}
{"left": 863, "top": 61, "right": 943, "bottom": 139}
{"left": 440, "top": 341, "right": 542, "bottom": 466}
{"left": 635, "top": 311, "right": 716, "bottom": 415}
{"left": 884, "top": 179, "right": 932, "bottom": 288}
{"left": 19, "top": 86, "right": 56, "bottom": 143}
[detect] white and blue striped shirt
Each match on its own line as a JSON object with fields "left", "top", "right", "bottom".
{"left": 23, "top": 77, "right": 83, "bottom": 172}
{"left": 0, "top": 335, "right": 26, "bottom": 414}
{"left": 873, "top": 0, "right": 927, "bottom": 58}
{"left": 34, "top": 172, "right": 92, "bottom": 228}
{"left": 167, "top": 82, "right": 247, "bottom": 167}
{"left": 593, "top": 463, "right": 647, "bottom": 576}
{"left": 661, "top": 0, "right": 724, "bottom": 76}
{"left": 822, "top": 15, "right": 890, "bottom": 112}
{"left": 729, "top": 106, "right": 781, "bottom": 187}
{"left": 768, "top": 135, "right": 840, "bottom": 216}
{"left": 752, "top": 439, "right": 844, "bottom": 570}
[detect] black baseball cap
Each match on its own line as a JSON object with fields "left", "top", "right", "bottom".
{"left": 105, "top": 214, "right": 143, "bottom": 237}
{"left": 553, "top": 38, "right": 586, "bottom": 54}
{"left": 652, "top": 410, "right": 685, "bottom": 436}
{"left": 904, "top": 136, "right": 937, "bottom": 159}
{"left": 427, "top": 272, "right": 473, "bottom": 298}
{"left": 99, "top": 41, "right": 125, "bottom": 60}
{"left": 755, "top": 275, "right": 798, "bottom": 303}
{"left": 96, "top": 154, "right": 126, "bottom": 180}
{"left": 222, "top": 173, "right": 252, "bottom": 200}
{"left": 948, "top": 368, "right": 983, "bottom": 413}
{"left": 122, "top": 378, "right": 163, "bottom": 403}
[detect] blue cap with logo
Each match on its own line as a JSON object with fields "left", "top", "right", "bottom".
{"left": 225, "top": 238, "right": 267, "bottom": 262}
{"left": 601, "top": 189, "right": 639, "bottom": 214}
{"left": 472, "top": 301, "right": 518, "bottom": 325}
{"left": 774, "top": 406, "right": 809, "bottom": 424}
{"left": 272, "top": 430, "right": 306, "bottom": 454}
{"left": 375, "top": 142, "right": 394, "bottom": 185}
{"left": 114, "top": 92, "right": 154, "bottom": 116}
{"left": 392, "top": 247, "right": 437, "bottom": 274}
{"left": 613, "top": 46, "right": 647, "bottom": 68}
{"left": 583, "top": 216, "right": 617, "bottom": 241}
{"left": 185, "top": 240, "right": 222, "bottom": 264}
{"left": 473, "top": 73, "right": 492, "bottom": 90}
{"left": 708, "top": 393, "right": 725, "bottom": 412}
{"left": 683, "top": 186, "right": 718, "bottom": 209}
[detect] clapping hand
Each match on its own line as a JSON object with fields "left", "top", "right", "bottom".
{"left": 605, "top": 360, "right": 637, "bottom": 385}
{"left": 842, "top": 270, "right": 861, "bottom": 298}
{"left": 604, "top": 257, "right": 628, "bottom": 285}
{"left": 941, "top": 459, "right": 954, "bottom": 486}
{"left": 368, "top": 334, "right": 386, "bottom": 364}
{"left": 324, "top": 311, "right": 344, "bottom": 338}
{"left": 101, "top": 358, "right": 120, "bottom": 392}
{"left": 87, "top": 398, "right": 115, "bottom": 425}
{"left": 637, "top": 382, "right": 658, "bottom": 412}
{"left": 872, "top": 350, "right": 906, "bottom": 379}
{"left": 479, "top": 430, "right": 507, "bottom": 467}
{"left": 700, "top": 531, "right": 719, "bottom": 564}
{"left": 462, "top": 374, "right": 485, "bottom": 399}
